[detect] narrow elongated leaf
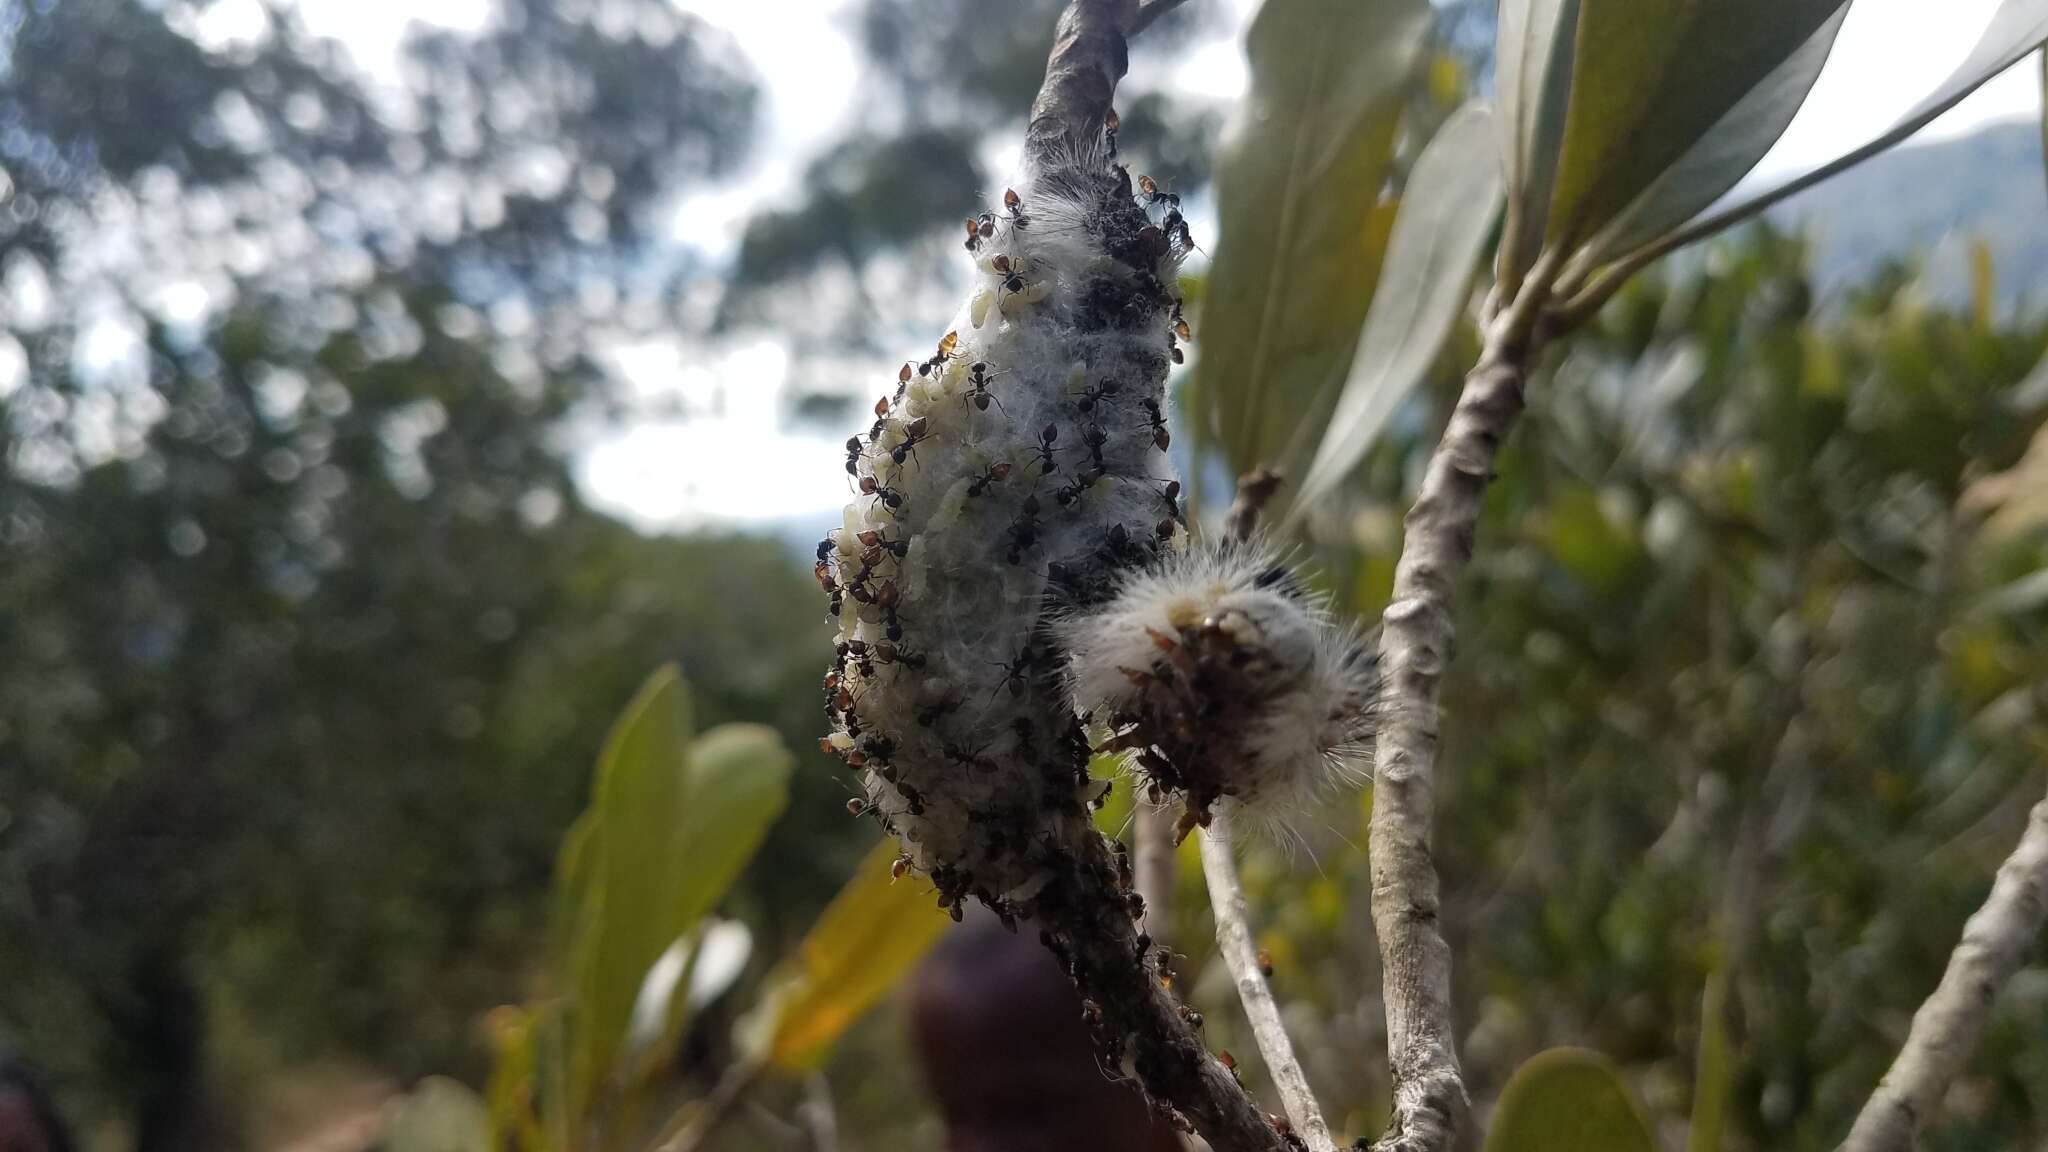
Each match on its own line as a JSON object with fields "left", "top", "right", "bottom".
{"left": 1496, "top": 0, "right": 1580, "bottom": 286}
{"left": 1546, "top": 0, "right": 1845, "bottom": 246}
{"left": 748, "top": 836, "right": 951, "bottom": 1072}
{"left": 1292, "top": 104, "right": 1502, "bottom": 516}
{"left": 569, "top": 668, "right": 793, "bottom": 1120}
{"left": 1196, "top": 0, "right": 1430, "bottom": 478}
{"left": 573, "top": 667, "right": 694, "bottom": 1117}
{"left": 1484, "top": 1048, "right": 1655, "bottom": 1152}
{"left": 1581, "top": 6, "right": 1847, "bottom": 265}
{"left": 1686, "top": 970, "right": 1734, "bottom": 1152}
{"left": 1631, "top": 0, "right": 2048, "bottom": 264}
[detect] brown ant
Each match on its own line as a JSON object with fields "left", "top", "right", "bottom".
{"left": 1156, "top": 478, "right": 1182, "bottom": 517}
{"left": 991, "top": 254, "right": 1028, "bottom": 301}
{"left": 1033, "top": 423, "right": 1061, "bottom": 475}
{"left": 1139, "top": 399, "right": 1170, "bottom": 451}
{"left": 1003, "top": 187, "right": 1028, "bottom": 228}
{"left": 813, "top": 560, "right": 838, "bottom": 594}
{"left": 859, "top": 475, "right": 904, "bottom": 511}
{"left": 965, "top": 362, "right": 1006, "bottom": 413}
{"left": 1104, "top": 107, "right": 1119, "bottom": 150}
{"left": 967, "top": 460, "right": 1011, "bottom": 497}
{"left": 914, "top": 330, "right": 961, "bottom": 381}
{"left": 942, "top": 738, "right": 992, "bottom": 769}
{"left": 890, "top": 417, "right": 931, "bottom": 467}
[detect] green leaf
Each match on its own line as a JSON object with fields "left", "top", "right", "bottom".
{"left": 383, "top": 1078, "right": 492, "bottom": 1152}
{"left": 1686, "top": 972, "right": 1733, "bottom": 1152}
{"left": 1579, "top": 7, "right": 1847, "bottom": 265}
{"left": 1195, "top": 0, "right": 1431, "bottom": 479}
{"left": 1496, "top": 0, "right": 1580, "bottom": 288}
{"left": 1622, "top": 0, "right": 2048, "bottom": 266}
{"left": 1485, "top": 1048, "right": 1656, "bottom": 1152}
{"left": 1545, "top": 0, "right": 1846, "bottom": 248}
{"left": 745, "top": 836, "right": 951, "bottom": 1073}
{"left": 1292, "top": 102, "right": 1501, "bottom": 517}
{"left": 567, "top": 667, "right": 794, "bottom": 1121}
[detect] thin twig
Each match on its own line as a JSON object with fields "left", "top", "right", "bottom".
{"left": 1838, "top": 783, "right": 2048, "bottom": 1152}
{"left": 1135, "top": 805, "right": 1179, "bottom": 951}
{"left": 1366, "top": 289, "right": 1546, "bottom": 1151}
{"left": 1202, "top": 813, "right": 1337, "bottom": 1152}
{"left": 799, "top": 1072, "right": 840, "bottom": 1152}
{"left": 653, "top": 1060, "right": 764, "bottom": 1152}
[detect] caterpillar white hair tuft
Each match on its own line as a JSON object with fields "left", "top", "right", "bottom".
{"left": 1058, "top": 538, "right": 1381, "bottom": 843}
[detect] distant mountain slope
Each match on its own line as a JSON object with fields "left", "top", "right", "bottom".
{"left": 1770, "top": 120, "right": 2048, "bottom": 311}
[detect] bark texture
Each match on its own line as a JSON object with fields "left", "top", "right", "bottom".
{"left": 1367, "top": 310, "right": 1533, "bottom": 1151}
{"left": 1838, "top": 786, "right": 2048, "bottom": 1152}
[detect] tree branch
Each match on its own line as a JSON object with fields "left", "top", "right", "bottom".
{"left": 1033, "top": 824, "right": 1291, "bottom": 1152}
{"left": 1024, "top": 0, "right": 1138, "bottom": 174}
{"left": 1367, "top": 300, "right": 1542, "bottom": 1151}
{"left": 1838, "top": 784, "right": 2048, "bottom": 1152}
{"left": 1202, "top": 813, "right": 1337, "bottom": 1152}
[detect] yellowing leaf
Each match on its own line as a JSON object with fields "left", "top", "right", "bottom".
{"left": 753, "top": 836, "right": 951, "bottom": 1072}
{"left": 1485, "top": 1048, "right": 1655, "bottom": 1152}
{"left": 1196, "top": 0, "right": 1431, "bottom": 479}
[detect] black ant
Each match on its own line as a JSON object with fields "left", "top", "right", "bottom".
{"left": 918, "top": 695, "right": 963, "bottom": 728}
{"left": 993, "top": 643, "right": 1040, "bottom": 698}
{"left": 1055, "top": 467, "right": 1104, "bottom": 508}
{"left": 859, "top": 475, "right": 904, "bottom": 511}
{"left": 1157, "top": 478, "right": 1183, "bottom": 518}
{"left": 898, "top": 783, "right": 926, "bottom": 817}
{"left": 875, "top": 642, "right": 926, "bottom": 669}
{"left": 1137, "top": 174, "right": 1180, "bottom": 212}
{"left": 965, "top": 362, "right": 1006, "bottom": 413}
{"left": 855, "top": 528, "right": 909, "bottom": 561}
{"left": 991, "top": 254, "right": 1028, "bottom": 301}
{"left": 1004, "top": 494, "right": 1042, "bottom": 563}
{"left": 1077, "top": 381, "right": 1118, "bottom": 414}
{"left": 967, "top": 460, "right": 1011, "bottom": 497}
{"left": 1003, "top": 187, "right": 1028, "bottom": 229}
{"left": 1104, "top": 108, "right": 1120, "bottom": 151}
{"left": 890, "top": 417, "right": 931, "bottom": 467}
{"left": 843, "top": 435, "right": 864, "bottom": 478}
{"left": 815, "top": 537, "right": 836, "bottom": 563}
{"left": 1140, "top": 399, "right": 1170, "bottom": 451}
{"left": 1033, "top": 423, "right": 1061, "bottom": 476}
{"left": 1080, "top": 423, "right": 1108, "bottom": 469}
{"left": 841, "top": 639, "right": 876, "bottom": 678}
{"left": 1010, "top": 715, "right": 1038, "bottom": 761}
{"left": 942, "top": 739, "right": 989, "bottom": 769}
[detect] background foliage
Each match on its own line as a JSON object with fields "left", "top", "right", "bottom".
{"left": 3, "top": 2, "right": 2047, "bottom": 1151}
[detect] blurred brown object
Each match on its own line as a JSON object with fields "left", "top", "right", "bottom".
{"left": 911, "top": 909, "right": 1186, "bottom": 1152}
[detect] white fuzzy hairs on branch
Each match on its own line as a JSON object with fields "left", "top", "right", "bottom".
{"left": 1060, "top": 539, "right": 1380, "bottom": 843}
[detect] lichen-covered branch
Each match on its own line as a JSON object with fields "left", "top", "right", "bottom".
{"left": 1838, "top": 785, "right": 2048, "bottom": 1152}
{"left": 1202, "top": 813, "right": 1336, "bottom": 1152}
{"left": 1367, "top": 305, "right": 1538, "bottom": 1151}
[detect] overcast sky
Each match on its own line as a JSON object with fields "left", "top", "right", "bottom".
{"left": 285, "top": 0, "right": 2045, "bottom": 533}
